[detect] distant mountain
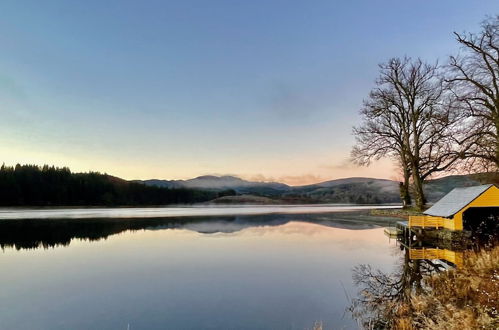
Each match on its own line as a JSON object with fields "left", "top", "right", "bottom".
{"left": 182, "top": 175, "right": 289, "bottom": 190}
{"left": 289, "top": 177, "right": 400, "bottom": 204}
{"left": 290, "top": 174, "right": 491, "bottom": 204}
{"left": 423, "top": 174, "right": 482, "bottom": 202}
{"left": 299, "top": 177, "right": 396, "bottom": 188}
{"left": 5, "top": 163, "right": 494, "bottom": 207}
{"left": 140, "top": 176, "right": 401, "bottom": 204}
{"left": 140, "top": 179, "right": 183, "bottom": 189}
{"left": 140, "top": 172, "right": 497, "bottom": 205}
{"left": 141, "top": 175, "right": 290, "bottom": 196}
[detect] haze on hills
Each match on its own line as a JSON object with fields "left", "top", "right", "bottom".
{"left": 140, "top": 172, "right": 495, "bottom": 204}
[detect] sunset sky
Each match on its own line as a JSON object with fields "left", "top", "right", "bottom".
{"left": 2, "top": 1, "right": 498, "bottom": 185}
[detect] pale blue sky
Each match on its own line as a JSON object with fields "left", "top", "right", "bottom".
{"left": 1, "top": 1, "right": 498, "bottom": 184}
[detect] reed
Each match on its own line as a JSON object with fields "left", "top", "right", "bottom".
{"left": 392, "top": 247, "right": 499, "bottom": 329}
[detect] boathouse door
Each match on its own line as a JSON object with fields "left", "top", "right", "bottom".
{"left": 462, "top": 207, "right": 499, "bottom": 233}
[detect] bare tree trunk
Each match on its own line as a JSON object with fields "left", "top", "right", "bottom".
{"left": 411, "top": 164, "right": 426, "bottom": 211}
{"left": 496, "top": 119, "right": 499, "bottom": 169}
{"left": 400, "top": 164, "right": 412, "bottom": 208}
{"left": 399, "top": 182, "right": 411, "bottom": 208}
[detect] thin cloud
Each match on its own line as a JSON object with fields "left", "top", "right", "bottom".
{"left": 321, "top": 158, "right": 358, "bottom": 170}
{"left": 0, "top": 74, "right": 27, "bottom": 101}
{"left": 246, "top": 174, "right": 326, "bottom": 186}
{"left": 265, "top": 82, "right": 328, "bottom": 121}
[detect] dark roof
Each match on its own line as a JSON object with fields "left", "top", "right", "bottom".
{"left": 424, "top": 184, "right": 494, "bottom": 218}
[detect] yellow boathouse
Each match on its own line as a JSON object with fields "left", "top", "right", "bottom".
{"left": 408, "top": 184, "right": 499, "bottom": 231}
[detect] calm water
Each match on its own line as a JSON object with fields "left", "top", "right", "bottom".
{"left": 0, "top": 206, "right": 402, "bottom": 330}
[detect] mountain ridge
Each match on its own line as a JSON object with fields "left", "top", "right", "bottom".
{"left": 138, "top": 173, "right": 497, "bottom": 204}
{"left": 141, "top": 175, "right": 402, "bottom": 189}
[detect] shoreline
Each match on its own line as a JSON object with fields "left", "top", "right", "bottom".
{"left": 0, "top": 204, "right": 401, "bottom": 220}
{"left": 370, "top": 207, "right": 424, "bottom": 219}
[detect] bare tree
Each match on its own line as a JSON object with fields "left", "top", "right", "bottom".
{"left": 353, "top": 57, "right": 459, "bottom": 210}
{"left": 351, "top": 95, "right": 412, "bottom": 207}
{"left": 447, "top": 16, "right": 499, "bottom": 171}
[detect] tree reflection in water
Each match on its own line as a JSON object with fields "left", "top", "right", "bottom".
{"left": 350, "top": 221, "right": 499, "bottom": 330}
{"left": 350, "top": 244, "right": 446, "bottom": 329}
{"left": 0, "top": 211, "right": 393, "bottom": 250}
{"left": 0, "top": 216, "right": 280, "bottom": 250}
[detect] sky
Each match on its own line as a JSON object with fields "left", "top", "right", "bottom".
{"left": 1, "top": 1, "right": 498, "bottom": 185}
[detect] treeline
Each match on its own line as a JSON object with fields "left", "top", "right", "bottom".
{"left": 352, "top": 16, "right": 499, "bottom": 210}
{"left": 285, "top": 183, "right": 399, "bottom": 204}
{"left": 0, "top": 164, "right": 235, "bottom": 206}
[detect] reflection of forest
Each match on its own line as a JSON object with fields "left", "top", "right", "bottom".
{"left": 0, "top": 212, "right": 394, "bottom": 250}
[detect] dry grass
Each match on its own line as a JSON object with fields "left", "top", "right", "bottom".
{"left": 392, "top": 247, "right": 499, "bottom": 329}
{"left": 370, "top": 208, "right": 424, "bottom": 219}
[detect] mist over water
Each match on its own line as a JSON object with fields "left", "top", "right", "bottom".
{"left": 0, "top": 204, "right": 399, "bottom": 220}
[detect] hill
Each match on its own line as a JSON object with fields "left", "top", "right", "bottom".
{"left": 423, "top": 174, "right": 481, "bottom": 201}
{"left": 141, "top": 173, "right": 497, "bottom": 204}
{"left": 295, "top": 174, "right": 496, "bottom": 204}
{"left": 2, "top": 163, "right": 496, "bottom": 206}
{"left": 288, "top": 177, "right": 400, "bottom": 204}
{"left": 141, "top": 175, "right": 290, "bottom": 196}
{"left": 208, "top": 195, "right": 281, "bottom": 205}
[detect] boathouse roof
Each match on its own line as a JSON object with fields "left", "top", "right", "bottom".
{"left": 424, "top": 184, "right": 494, "bottom": 218}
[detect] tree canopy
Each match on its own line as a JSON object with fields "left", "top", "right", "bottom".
{"left": 352, "top": 16, "right": 499, "bottom": 210}
{"left": 0, "top": 164, "right": 234, "bottom": 206}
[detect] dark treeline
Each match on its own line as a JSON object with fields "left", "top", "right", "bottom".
{"left": 0, "top": 216, "right": 278, "bottom": 250}
{"left": 0, "top": 164, "right": 235, "bottom": 206}
{"left": 0, "top": 212, "right": 388, "bottom": 251}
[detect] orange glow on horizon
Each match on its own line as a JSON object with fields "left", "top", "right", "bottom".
{"left": 1, "top": 143, "right": 398, "bottom": 186}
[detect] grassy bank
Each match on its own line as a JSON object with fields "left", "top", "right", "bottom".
{"left": 390, "top": 247, "right": 499, "bottom": 329}
{"left": 370, "top": 208, "right": 423, "bottom": 219}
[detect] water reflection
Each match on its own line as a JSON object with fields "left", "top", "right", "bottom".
{"left": 401, "top": 239, "right": 465, "bottom": 268}
{"left": 350, "top": 229, "right": 497, "bottom": 328}
{"left": 350, "top": 241, "right": 447, "bottom": 328}
{"left": 0, "top": 211, "right": 394, "bottom": 250}
{"left": 0, "top": 213, "right": 399, "bottom": 330}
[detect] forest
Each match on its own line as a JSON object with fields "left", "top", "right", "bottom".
{"left": 0, "top": 164, "right": 235, "bottom": 206}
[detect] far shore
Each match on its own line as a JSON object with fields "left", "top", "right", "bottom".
{"left": 370, "top": 207, "right": 425, "bottom": 219}
{"left": 0, "top": 204, "right": 401, "bottom": 220}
